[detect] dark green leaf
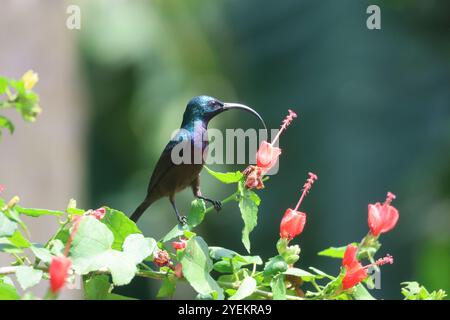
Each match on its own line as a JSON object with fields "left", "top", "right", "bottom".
{"left": 187, "top": 199, "right": 206, "bottom": 227}
{"left": 264, "top": 255, "right": 288, "bottom": 276}
{"left": 238, "top": 181, "right": 260, "bottom": 253}
{"left": 84, "top": 275, "right": 112, "bottom": 300}
{"left": 271, "top": 274, "right": 286, "bottom": 300}
{"left": 102, "top": 208, "right": 141, "bottom": 250}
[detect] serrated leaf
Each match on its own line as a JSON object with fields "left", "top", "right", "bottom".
{"left": 181, "top": 236, "right": 224, "bottom": 299}
{"left": 229, "top": 276, "right": 257, "bottom": 300}
{"left": 15, "top": 266, "right": 43, "bottom": 290}
{"left": 102, "top": 208, "right": 141, "bottom": 250}
{"left": 187, "top": 199, "right": 206, "bottom": 227}
{"left": 70, "top": 217, "right": 137, "bottom": 286}
{"left": 204, "top": 166, "right": 244, "bottom": 184}
{"left": 238, "top": 181, "right": 260, "bottom": 253}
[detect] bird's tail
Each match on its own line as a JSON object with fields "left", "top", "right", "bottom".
{"left": 130, "top": 197, "right": 154, "bottom": 222}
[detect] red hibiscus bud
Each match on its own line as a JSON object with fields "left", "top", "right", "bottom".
{"left": 49, "top": 256, "right": 72, "bottom": 293}
{"left": 153, "top": 249, "right": 170, "bottom": 267}
{"left": 280, "top": 209, "right": 306, "bottom": 240}
{"left": 279, "top": 173, "right": 317, "bottom": 241}
{"left": 256, "top": 141, "right": 282, "bottom": 171}
{"left": 255, "top": 109, "right": 297, "bottom": 173}
{"left": 174, "top": 263, "right": 183, "bottom": 279}
{"left": 91, "top": 207, "right": 106, "bottom": 220}
{"left": 341, "top": 244, "right": 394, "bottom": 290}
{"left": 172, "top": 238, "right": 187, "bottom": 250}
{"left": 368, "top": 192, "right": 399, "bottom": 237}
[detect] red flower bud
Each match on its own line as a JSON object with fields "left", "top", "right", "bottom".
{"left": 153, "top": 249, "right": 170, "bottom": 267}
{"left": 91, "top": 207, "right": 106, "bottom": 220}
{"left": 172, "top": 238, "right": 187, "bottom": 250}
{"left": 49, "top": 256, "right": 72, "bottom": 293}
{"left": 341, "top": 244, "right": 394, "bottom": 290}
{"left": 280, "top": 209, "right": 306, "bottom": 240}
{"left": 279, "top": 173, "right": 317, "bottom": 241}
{"left": 256, "top": 141, "right": 282, "bottom": 172}
{"left": 0, "top": 185, "right": 5, "bottom": 193}
{"left": 368, "top": 192, "right": 399, "bottom": 237}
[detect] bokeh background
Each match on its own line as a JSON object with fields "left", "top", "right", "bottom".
{"left": 1, "top": 0, "right": 449, "bottom": 299}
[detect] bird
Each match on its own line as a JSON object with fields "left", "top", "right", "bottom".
{"left": 130, "top": 95, "right": 266, "bottom": 224}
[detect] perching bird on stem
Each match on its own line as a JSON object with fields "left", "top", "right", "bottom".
{"left": 130, "top": 95, "right": 266, "bottom": 224}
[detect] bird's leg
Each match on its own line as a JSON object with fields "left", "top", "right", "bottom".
{"left": 191, "top": 177, "right": 222, "bottom": 211}
{"left": 169, "top": 196, "right": 187, "bottom": 225}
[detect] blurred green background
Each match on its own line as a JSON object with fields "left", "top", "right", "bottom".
{"left": 4, "top": 0, "right": 448, "bottom": 299}
{"left": 76, "top": 0, "right": 450, "bottom": 299}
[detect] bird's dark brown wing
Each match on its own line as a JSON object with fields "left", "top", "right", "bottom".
{"left": 145, "top": 133, "right": 187, "bottom": 197}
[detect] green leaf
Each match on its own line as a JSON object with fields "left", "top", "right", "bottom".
{"left": 0, "top": 116, "right": 14, "bottom": 135}
{"left": 162, "top": 223, "right": 189, "bottom": 243}
{"left": 284, "top": 267, "right": 316, "bottom": 282}
{"left": 157, "top": 277, "right": 177, "bottom": 298}
{"left": 30, "top": 246, "right": 53, "bottom": 263}
{"left": 7, "top": 230, "right": 30, "bottom": 248}
{"left": 318, "top": 243, "right": 357, "bottom": 259}
{"left": 187, "top": 199, "right": 206, "bottom": 228}
{"left": 229, "top": 276, "right": 257, "bottom": 300}
{"left": 271, "top": 274, "right": 286, "bottom": 300}
{"left": 352, "top": 283, "right": 376, "bottom": 300}
{"left": 238, "top": 181, "right": 260, "bottom": 253}
{"left": 401, "top": 281, "right": 447, "bottom": 300}
{"left": 102, "top": 208, "right": 142, "bottom": 250}
{"left": 264, "top": 255, "right": 288, "bottom": 276}
{"left": 309, "top": 267, "right": 335, "bottom": 280}
{"left": 204, "top": 166, "right": 244, "bottom": 184}
{"left": 180, "top": 236, "right": 224, "bottom": 299}
{"left": 105, "top": 293, "right": 136, "bottom": 300}
{"left": 84, "top": 275, "right": 112, "bottom": 300}
{"left": 15, "top": 206, "right": 64, "bottom": 217}
{"left": 0, "top": 212, "right": 17, "bottom": 237}
{"left": 122, "top": 234, "right": 156, "bottom": 264}
{"left": 15, "top": 266, "right": 43, "bottom": 290}
{"left": 70, "top": 217, "right": 137, "bottom": 286}
{"left": 0, "top": 282, "right": 19, "bottom": 300}
{"left": 0, "top": 77, "right": 8, "bottom": 94}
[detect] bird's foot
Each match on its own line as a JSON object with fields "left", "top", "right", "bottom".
{"left": 178, "top": 216, "right": 188, "bottom": 225}
{"left": 212, "top": 200, "right": 222, "bottom": 212}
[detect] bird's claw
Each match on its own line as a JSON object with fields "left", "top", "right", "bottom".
{"left": 213, "top": 200, "right": 222, "bottom": 212}
{"left": 179, "top": 216, "right": 188, "bottom": 225}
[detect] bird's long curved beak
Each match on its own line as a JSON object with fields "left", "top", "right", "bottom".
{"left": 222, "top": 103, "right": 267, "bottom": 131}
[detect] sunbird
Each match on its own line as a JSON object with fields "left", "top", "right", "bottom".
{"left": 130, "top": 95, "right": 266, "bottom": 224}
